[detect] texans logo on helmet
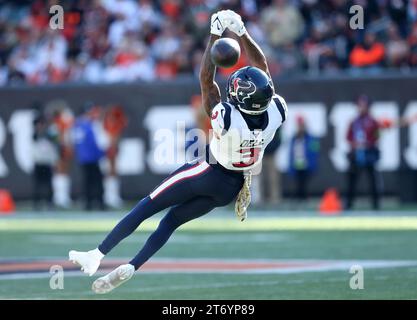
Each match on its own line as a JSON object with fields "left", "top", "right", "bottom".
{"left": 233, "top": 78, "right": 256, "bottom": 103}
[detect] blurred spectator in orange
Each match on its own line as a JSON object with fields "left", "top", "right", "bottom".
{"left": 103, "top": 105, "right": 128, "bottom": 209}
{"left": 161, "top": 0, "right": 182, "bottom": 20}
{"left": 46, "top": 100, "right": 74, "bottom": 209}
{"left": 349, "top": 33, "right": 385, "bottom": 71}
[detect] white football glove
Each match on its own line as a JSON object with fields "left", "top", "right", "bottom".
{"left": 224, "top": 10, "right": 246, "bottom": 37}
{"left": 210, "top": 10, "right": 230, "bottom": 36}
{"left": 235, "top": 171, "right": 252, "bottom": 222}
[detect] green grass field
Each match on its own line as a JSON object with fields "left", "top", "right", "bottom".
{"left": 1, "top": 210, "right": 417, "bottom": 300}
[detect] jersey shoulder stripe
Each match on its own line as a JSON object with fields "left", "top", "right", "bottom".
{"left": 272, "top": 95, "right": 288, "bottom": 124}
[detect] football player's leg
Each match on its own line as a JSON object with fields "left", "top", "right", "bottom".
{"left": 98, "top": 162, "right": 210, "bottom": 254}
{"left": 69, "top": 198, "right": 163, "bottom": 275}
{"left": 70, "top": 162, "right": 210, "bottom": 275}
{"left": 92, "top": 196, "right": 216, "bottom": 294}
{"left": 68, "top": 248, "right": 104, "bottom": 276}
{"left": 129, "top": 196, "right": 217, "bottom": 270}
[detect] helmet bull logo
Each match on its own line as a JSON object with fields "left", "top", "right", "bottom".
{"left": 233, "top": 78, "right": 256, "bottom": 104}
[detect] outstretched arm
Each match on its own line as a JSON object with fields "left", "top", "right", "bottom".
{"left": 199, "top": 10, "right": 230, "bottom": 116}
{"left": 199, "top": 34, "right": 221, "bottom": 116}
{"left": 225, "top": 10, "right": 271, "bottom": 78}
{"left": 240, "top": 32, "right": 271, "bottom": 78}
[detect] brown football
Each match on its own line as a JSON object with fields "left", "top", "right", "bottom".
{"left": 210, "top": 38, "right": 241, "bottom": 68}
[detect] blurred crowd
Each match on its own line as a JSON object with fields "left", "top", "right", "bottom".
{"left": 1, "top": 0, "right": 417, "bottom": 86}
{"left": 31, "top": 100, "right": 127, "bottom": 210}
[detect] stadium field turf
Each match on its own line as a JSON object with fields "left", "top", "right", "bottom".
{"left": 1, "top": 211, "right": 417, "bottom": 300}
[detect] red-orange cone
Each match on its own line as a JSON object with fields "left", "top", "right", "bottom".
{"left": 319, "top": 188, "right": 342, "bottom": 215}
{"left": 0, "top": 189, "right": 15, "bottom": 214}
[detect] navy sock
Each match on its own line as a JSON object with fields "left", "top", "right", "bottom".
{"left": 98, "top": 197, "right": 158, "bottom": 254}
{"left": 129, "top": 213, "right": 180, "bottom": 270}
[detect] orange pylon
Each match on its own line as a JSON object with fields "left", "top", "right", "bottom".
{"left": 0, "top": 189, "right": 15, "bottom": 214}
{"left": 319, "top": 188, "right": 342, "bottom": 215}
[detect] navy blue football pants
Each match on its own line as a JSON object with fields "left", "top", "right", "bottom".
{"left": 98, "top": 160, "right": 244, "bottom": 270}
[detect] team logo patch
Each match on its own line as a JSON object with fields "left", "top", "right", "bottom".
{"left": 233, "top": 78, "right": 256, "bottom": 103}
{"left": 211, "top": 110, "right": 219, "bottom": 120}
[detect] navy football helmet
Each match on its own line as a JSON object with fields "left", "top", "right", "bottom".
{"left": 226, "top": 66, "right": 274, "bottom": 115}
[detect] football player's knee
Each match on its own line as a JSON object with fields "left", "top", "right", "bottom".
{"left": 215, "top": 198, "right": 230, "bottom": 207}
{"left": 217, "top": 192, "right": 239, "bottom": 207}
{"left": 160, "top": 212, "right": 183, "bottom": 230}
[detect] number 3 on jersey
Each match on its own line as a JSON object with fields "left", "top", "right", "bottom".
{"left": 232, "top": 147, "right": 262, "bottom": 168}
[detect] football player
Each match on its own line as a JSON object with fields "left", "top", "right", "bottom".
{"left": 69, "top": 9, "right": 288, "bottom": 294}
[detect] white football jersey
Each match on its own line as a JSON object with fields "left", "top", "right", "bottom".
{"left": 209, "top": 94, "right": 288, "bottom": 171}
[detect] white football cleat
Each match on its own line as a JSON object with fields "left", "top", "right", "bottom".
{"left": 68, "top": 248, "right": 104, "bottom": 276}
{"left": 92, "top": 264, "right": 135, "bottom": 294}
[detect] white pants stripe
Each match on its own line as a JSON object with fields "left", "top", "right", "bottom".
{"left": 149, "top": 162, "right": 210, "bottom": 199}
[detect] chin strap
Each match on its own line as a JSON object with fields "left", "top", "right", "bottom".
{"left": 235, "top": 170, "right": 252, "bottom": 222}
{"left": 237, "top": 106, "right": 267, "bottom": 115}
